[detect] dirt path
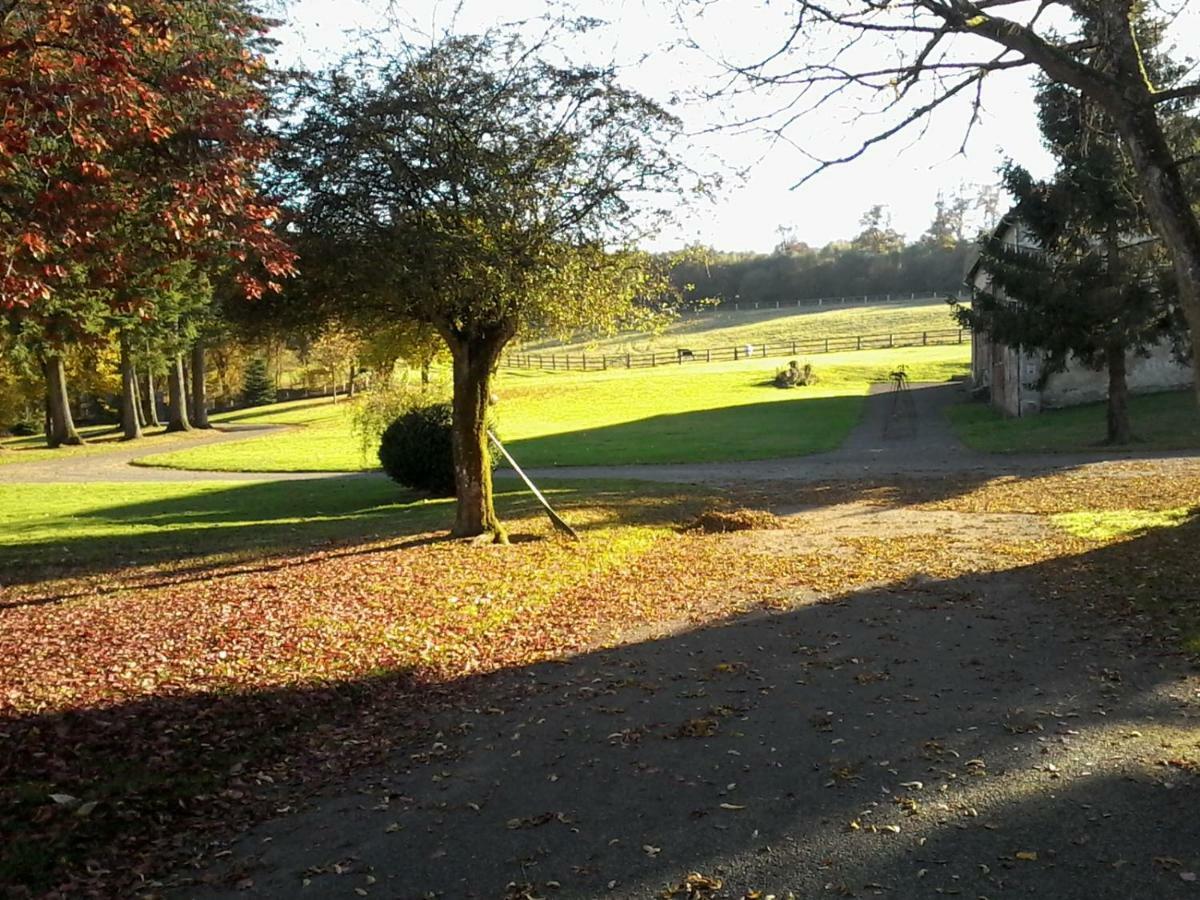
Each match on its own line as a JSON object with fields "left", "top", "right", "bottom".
{"left": 181, "top": 500, "right": 1200, "bottom": 899}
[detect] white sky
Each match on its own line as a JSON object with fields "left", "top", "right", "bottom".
{"left": 269, "top": 0, "right": 1199, "bottom": 253}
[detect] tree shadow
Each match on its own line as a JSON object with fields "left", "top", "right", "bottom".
{"left": 4, "top": 515, "right": 1198, "bottom": 896}
{"left": 0, "top": 477, "right": 708, "bottom": 591}
{"left": 507, "top": 395, "right": 864, "bottom": 467}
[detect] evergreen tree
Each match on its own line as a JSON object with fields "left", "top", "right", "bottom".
{"left": 956, "top": 73, "right": 1185, "bottom": 445}
{"left": 241, "top": 357, "right": 276, "bottom": 407}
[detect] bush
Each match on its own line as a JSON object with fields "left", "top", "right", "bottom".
{"left": 7, "top": 420, "right": 41, "bottom": 437}
{"left": 352, "top": 375, "right": 446, "bottom": 459}
{"left": 378, "top": 401, "right": 499, "bottom": 496}
{"left": 773, "top": 359, "right": 816, "bottom": 389}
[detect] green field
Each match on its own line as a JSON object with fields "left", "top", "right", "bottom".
{"left": 135, "top": 343, "right": 971, "bottom": 472}
{"left": 517, "top": 298, "right": 962, "bottom": 356}
{"left": 949, "top": 389, "right": 1200, "bottom": 453}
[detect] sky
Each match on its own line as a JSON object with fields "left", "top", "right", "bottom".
{"left": 269, "top": 0, "right": 1199, "bottom": 254}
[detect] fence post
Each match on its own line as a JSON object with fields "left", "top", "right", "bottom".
{"left": 958, "top": 329, "right": 964, "bottom": 344}
{"left": 923, "top": 331, "right": 928, "bottom": 346}
{"left": 791, "top": 340, "right": 796, "bottom": 354}
{"left": 706, "top": 348, "right": 711, "bottom": 362}
{"left": 551, "top": 355, "right": 556, "bottom": 370}
{"left": 626, "top": 353, "right": 631, "bottom": 368}
{"left": 825, "top": 338, "right": 830, "bottom": 353}
{"left": 602, "top": 356, "right": 607, "bottom": 371}
{"left": 856, "top": 336, "right": 861, "bottom": 350}
{"left": 734, "top": 346, "right": 739, "bottom": 360}
{"left": 582, "top": 353, "right": 586, "bottom": 371}
{"left": 889, "top": 334, "right": 894, "bottom": 348}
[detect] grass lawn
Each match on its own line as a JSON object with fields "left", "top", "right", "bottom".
{"left": 136, "top": 343, "right": 970, "bottom": 472}
{"left": 0, "top": 476, "right": 691, "bottom": 575}
{"left": 949, "top": 389, "right": 1200, "bottom": 453}
{"left": 517, "top": 298, "right": 962, "bottom": 356}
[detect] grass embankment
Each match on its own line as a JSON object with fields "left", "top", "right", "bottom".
{"left": 949, "top": 389, "right": 1200, "bottom": 453}
{"left": 517, "top": 298, "right": 961, "bottom": 356}
{"left": 137, "top": 343, "right": 971, "bottom": 472}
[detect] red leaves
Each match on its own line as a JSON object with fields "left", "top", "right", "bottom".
{"left": 0, "top": 0, "right": 295, "bottom": 321}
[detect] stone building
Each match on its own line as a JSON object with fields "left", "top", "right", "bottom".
{"left": 966, "top": 215, "right": 1192, "bottom": 417}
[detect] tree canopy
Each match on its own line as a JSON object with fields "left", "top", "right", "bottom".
{"left": 281, "top": 30, "right": 690, "bottom": 539}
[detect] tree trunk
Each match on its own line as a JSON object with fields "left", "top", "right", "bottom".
{"left": 420, "top": 361, "right": 431, "bottom": 385}
{"left": 44, "top": 356, "right": 83, "bottom": 447}
{"left": 348, "top": 363, "right": 357, "bottom": 398}
{"left": 446, "top": 327, "right": 511, "bottom": 542}
{"left": 133, "top": 373, "right": 146, "bottom": 428}
{"left": 166, "top": 354, "right": 192, "bottom": 432}
{"left": 119, "top": 334, "right": 143, "bottom": 441}
{"left": 190, "top": 342, "right": 211, "bottom": 429}
{"left": 1105, "top": 340, "right": 1132, "bottom": 445}
{"left": 144, "top": 368, "right": 161, "bottom": 427}
{"left": 1115, "top": 108, "right": 1200, "bottom": 403}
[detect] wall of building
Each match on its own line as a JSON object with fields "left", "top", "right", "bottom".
{"left": 1041, "top": 341, "right": 1193, "bottom": 408}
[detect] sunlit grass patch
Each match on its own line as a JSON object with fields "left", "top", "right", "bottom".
{"left": 1051, "top": 507, "right": 1194, "bottom": 541}
{"left": 137, "top": 343, "right": 970, "bottom": 472}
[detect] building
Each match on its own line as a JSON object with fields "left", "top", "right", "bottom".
{"left": 965, "top": 215, "right": 1192, "bottom": 417}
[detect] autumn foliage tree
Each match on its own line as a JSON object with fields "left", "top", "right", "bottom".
{"left": 282, "top": 32, "right": 688, "bottom": 541}
{"left": 0, "top": 0, "right": 294, "bottom": 444}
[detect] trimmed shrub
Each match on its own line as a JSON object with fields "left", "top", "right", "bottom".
{"left": 378, "top": 401, "right": 500, "bottom": 496}
{"left": 773, "top": 360, "right": 816, "bottom": 389}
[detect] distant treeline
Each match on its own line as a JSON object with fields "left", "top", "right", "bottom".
{"left": 668, "top": 241, "right": 974, "bottom": 308}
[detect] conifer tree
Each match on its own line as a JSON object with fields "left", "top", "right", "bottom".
{"left": 956, "top": 76, "right": 1185, "bottom": 444}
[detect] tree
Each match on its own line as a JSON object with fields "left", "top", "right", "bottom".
{"left": 852, "top": 206, "right": 905, "bottom": 255}
{"left": 957, "top": 78, "right": 1183, "bottom": 444}
{"left": 691, "top": 1, "right": 1200, "bottom": 397}
{"left": 241, "top": 356, "right": 275, "bottom": 407}
{"left": 0, "top": 0, "right": 295, "bottom": 446}
{"left": 283, "top": 32, "right": 688, "bottom": 541}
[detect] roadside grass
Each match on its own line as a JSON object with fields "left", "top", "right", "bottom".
{"left": 136, "top": 343, "right": 971, "bottom": 472}
{"left": 949, "top": 389, "right": 1200, "bottom": 453}
{"left": 517, "top": 298, "right": 962, "bottom": 356}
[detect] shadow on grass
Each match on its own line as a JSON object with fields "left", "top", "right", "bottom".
{"left": 0, "top": 477, "right": 708, "bottom": 591}
{"left": 3, "top": 515, "right": 1198, "bottom": 896}
{"left": 507, "top": 395, "right": 864, "bottom": 467}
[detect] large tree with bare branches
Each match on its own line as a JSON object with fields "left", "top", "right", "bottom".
{"left": 688, "top": 0, "right": 1200, "bottom": 395}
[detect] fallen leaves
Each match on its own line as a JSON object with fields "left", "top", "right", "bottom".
{"left": 660, "top": 872, "right": 724, "bottom": 899}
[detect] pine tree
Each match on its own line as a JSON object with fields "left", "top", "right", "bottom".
{"left": 241, "top": 357, "right": 276, "bottom": 407}
{"left": 956, "top": 75, "right": 1184, "bottom": 444}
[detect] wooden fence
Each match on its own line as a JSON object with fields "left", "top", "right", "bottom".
{"left": 502, "top": 327, "right": 970, "bottom": 372}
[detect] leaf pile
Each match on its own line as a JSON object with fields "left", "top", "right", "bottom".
{"left": 684, "top": 507, "right": 785, "bottom": 534}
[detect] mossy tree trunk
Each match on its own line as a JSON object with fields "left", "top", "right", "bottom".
{"left": 443, "top": 322, "right": 513, "bottom": 542}
{"left": 43, "top": 356, "right": 83, "bottom": 447}
{"left": 190, "top": 342, "right": 211, "bottom": 429}
{"left": 166, "top": 353, "right": 192, "bottom": 433}
{"left": 119, "top": 333, "right": 144, "bottom": 441}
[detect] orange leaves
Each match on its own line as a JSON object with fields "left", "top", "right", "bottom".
{"left": 0, "top": 0, "right": 293, "bottom": 321}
